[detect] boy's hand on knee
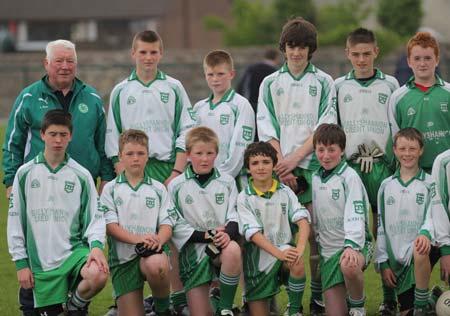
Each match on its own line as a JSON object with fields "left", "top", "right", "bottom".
{"left": 414, "top": 235, "right": 430, "bottom": 255}
{"left": 282, "top": 247, "right": 299, "bottom": 265}
{"left": 17, "top": 267, "right": 34, "bottom": 289}
{"left": 87, "top": 247, "right": 109, "bottom": 273}
{"left": 214, "top": 231, "right": 230, "bottom": 248}
{"left": 381, "top": 268, "right": 397, "bottom": 288}
{"left": 339, "top": 247, "right": 359, "bottom": 267}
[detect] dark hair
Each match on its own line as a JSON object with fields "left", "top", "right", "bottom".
{"left": 279, "top": 17, "right": 317, "bottom": 60}
{"left": 119, "top": 129, "right": 149, "bottom": 153}
{"left": 346, "top": 27, "right": 377, "bottom": 46}
{"left": 132, "top": 30, "right": 163, "bottom": 50}
{"left": 41, "top": 109, "right": 72, "bottom": 133}
{"left": 393, "top": 127, "right": 424, "bottom": 148}
{"left": 313, "top": 124, "right": 346, "bottom": 150}
{"left": 203, "top": 49, "right": 234, "bottom": 70}
{"left": 244, "top": 142, "right": 278, "bottom": 169}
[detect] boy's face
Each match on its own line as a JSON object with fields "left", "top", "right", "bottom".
{"left": 315, "top": 143, "right": 344, "bottom": 171}
{"left": 40, "top": 124, "right": 72, "bottom": 154}
{"left": 187, "top": 141, "right": 217, "bottom": 175}
{"left": 119, "top": 142, "right": 148, "bottom": 176}
{"left": 393, "top": 136, "right": 423, "bottom": 170}
{"left": 408, "top": 45, "right": 439, "bottom": 83}
{"left": 131, "top": 40, "right": 163, "bottom": 74}
{"left": 204, "top": 64, "right": 234, "bottom": 98}
{"left": 284, "top": 44, "right": 309, "bottom": 73}
{"left": 345, "top": 42, "right": 379, "bottom": 78}
{"left": 248, "top": 155, "right": 274, "bottom": 183}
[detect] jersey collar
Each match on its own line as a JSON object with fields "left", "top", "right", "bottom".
{"left": 406, "top": 74, "right": 444, "bottom": 89}
{"left": 116, "top": 172, "right": 153, "bottom": 186}
{"left": 344, "top": 68, "right": 385, "bottom": 81}
{"left": 279, "top": 62, "right": 317, "bottom": 78}
{"left": 128, "top": 69, "right": 166, "bottom": 83}
{"left": 392, "top": 167, "right": 425, "bottom": 186}
{"left": 245, "top": 178, "right": 281, "bottom": 198}
{"left": 184, "top": 164, "right": 221, "bottom": 186}
{"left": 315, "top": 158, "right": 348, "bottom": 182}
{"left": 35, "top": 151, "right": 70, "bottom": 173}
{"left": 208, "top": 88, "right": 236, "bottom": 109}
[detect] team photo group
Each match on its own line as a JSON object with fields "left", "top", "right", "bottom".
{"left": 4, "top": 15, "right": 450, "bottom": 316}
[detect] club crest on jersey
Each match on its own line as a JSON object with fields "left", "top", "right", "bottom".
{"left": 280, "top": 203, "right": 287, "bottom": 214}
{"left": 353, "top": 200, "right": 364, "bottom": 214}
{"left": 185, "top": 195, "right": 194, "bottom": 204}
{"left": 378, "top": 93, "right": 388, "bottom": 104}
{"left": 114, "top": 197, "right": 123, "bottom": 206}
{"left": 407, "top": 107, "right": 416, "bottom": 116}
{"left": 343, "top": 94, "right": 352, "bottom": 103}
{"left": 242, "top": 126, "right": 253, "bottom": 141}
{"left": 146, "top": 197, "right": 155, "bottom": 208}
{"left": 416, "top": 193, "right": 424, "bottom": 205}
{"left": 220, "top": 114, "right": 230, "bottom": 125}
{"left": 78, "top": 103, "right": 88, "bottom": 113}
{"left": 332, "top": 189, "right": 340, "bottom": 200}
{"left": 127, "top": 96, "right": 136, "bottom": 105}
{"left": 276, "top": 87, "right": 284, "bottom": 96}
{"left": 215, "top": 193, "right": 225, "bottom": 205}
{"left": 31, "top": 179, "right": 40, "bottom": 189}
{"left": 441, "top": 102, "right": 448, "bottom": 112}
{"left": 309, "top": 85, "right": 317, "bottom": 97}
{"left": 64, "top": 181, "right": 75, "bottom": 193}
{"left": 387, "top": 196, "right": 395, "bottom": 205}
{"left": 160, "top": 92, "right": 169, "bottom": 103}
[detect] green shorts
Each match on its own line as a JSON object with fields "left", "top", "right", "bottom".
{"left": 145, "top": 158, "right": 175, "bottom": 183}
{"left": 244, "top": 260, "right": 286, "bottom": 302}
{"left": 321, "top": 241, "right": 373, "bottom": 292}
{"left": 292, "top": 168, "right": 313, "bottom": 205}
{"left": 111, "top": 256, "right": 146, "bottom": 298}
{"left": 33, "top": 248, "right": 89, "bottom": 308}
{"left": 348, "top": 161, "right": 392, "bottom": 211}
{"left": 180, "top": 256, "right": 215, "bottom": 292}
{"left": 389, "top": 260, "right": 415, "bottom": 296}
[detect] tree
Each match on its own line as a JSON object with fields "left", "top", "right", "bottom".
{"left": 377, "top": 0, "right": 423, "bottom": 37}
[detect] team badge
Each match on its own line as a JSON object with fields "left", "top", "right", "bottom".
{"left": 215, "top": 193, "right": 225, "bottom": 205}
{"left": 416, "top": 193, "right": 424, "bottom": 205}
{"left": 115, "top": 197, "right": 123, "bottom": 206}
{"left": 127, "top": 96, "right": 136, "bottom": 105}
{"left": 332, "top": 189, "right": 340, "bottom": 200}
{"left": 168, "top": 208, "right": 180, "bottom": 221}
{"left": 254, "top": 208, "right": 261, "bottom": 218}
{"left": 160, "top": 92, "right": 169, "bottom": 103}
{"left": 185, "top": 195, "right": 193, "bottom": 204}
{"left": 276, "top": 87, "right": 284, "bottom": 96}
{"left": 146, "top": 197, "right": 155, "bottom": 208}
{"left": 386, "top": 196, "right": 395, "bottom": 205}
{"left": 220, "top": 114, "right": 230, "bottom": 125}
{"left": 407, "top": 107, "right": 416, "bottom": 116}
{"left": 31, "top": 179, "right": 40, "bottom": 189}
{"left": 242, "top": 126, "right": 253, "bottom": 141}
{"left": 344, "top": 94, "right": 352, "bottom": 103}
{"left": 280, "top": 203, "right": 287, "bottom": 215}
{"left": 309, "top": 85, "right": 317, "bottom": 97}
{"left": 353, "top": 200, "right": 364, "bottom": 214}
{"left": 441, "top": 102, "right": 448, "bottom": 112}
{"left": 378, "top": 93, "right": 388, "bottom": 104}
{"left": 64, "top": 181, "right": 75, "bottom": 193}
{"left": 78, "top": 103, "right": 88, "bottom": 113}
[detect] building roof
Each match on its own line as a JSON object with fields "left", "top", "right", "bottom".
{"left": 0, "top": 0, "right": 168, "bottom": 20}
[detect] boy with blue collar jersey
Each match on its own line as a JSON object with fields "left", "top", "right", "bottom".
{"left": 312, "top": 123, "right": 372, "bottom": 316}
{"left": 237, "top": 141, "right": 310, "bottom": 316}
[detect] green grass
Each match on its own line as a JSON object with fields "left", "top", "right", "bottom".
{"left": 0, "top": 123, "right": 446, "bottom": 315}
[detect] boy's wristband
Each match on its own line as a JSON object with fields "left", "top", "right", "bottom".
{"left": 172, "top": 168, "right": 183, "bottom": 174}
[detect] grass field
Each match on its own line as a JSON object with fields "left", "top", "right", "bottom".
{"left": 0, "top": 123, "right": 447, "bottom": 316}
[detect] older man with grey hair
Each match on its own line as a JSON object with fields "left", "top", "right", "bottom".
{"left": 2, "top": 39, "right": 114, "bottom": 316}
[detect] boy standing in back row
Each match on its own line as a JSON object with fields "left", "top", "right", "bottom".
{"left": 334, "top": 28, "right": 399, "bottom": 316}
{"left": 257, "top": 16, "right": 337, "bottom": 315}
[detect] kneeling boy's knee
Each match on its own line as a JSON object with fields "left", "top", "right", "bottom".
{"left": 221, "top": 241, "right": 241, "bottom": 261}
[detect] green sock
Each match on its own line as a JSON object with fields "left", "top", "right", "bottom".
{"left": 348, "top": 295, "right": 365, "bottom": 308}
{"left": 414, "top": 288, "right": 429, "bottom": 308}
{"left": 170, "top": 290, "right": 187, "bottom": 307}
{"left": 288, "top": 276, "right": 306, "bottom": 315}
{"left": 154, "top": 296, "right": 170, "bottom": 313}
{"left": 219, "top": 272, "right": 240, "bottom": 311}
{"left": 310, "top": 280, "right": 322, "bottom": 303}
{"left": 382, "top": 283, "right": 397, "bottom": 304}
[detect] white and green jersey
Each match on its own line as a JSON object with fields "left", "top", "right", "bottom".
{"left": 169, "top": 166, "right": 238, "bottom": 257}
{"left": 312, "top": 159, "right": 371, "bottom": 260}
{"left": 105, "top": 70, "right": 196, "bottom": 163}
{"left": 100, "top": 173, "right": 175, "bottom": 267}
{"left": 388, "top": 76, "right": 450, "bottom": 170}
{"left": 335, "top": 69, "right": 399, "bottom": 160}
{"left": 375, "top": 168, "right": 435, "bottom": 270}
{"left": 7, "top": 153, "right": 104, "bottom": 273}
{"left": 257, "top": 63, "right": 337, "bottom": 170}
{"left": 431, "top": 150, "right": 450, "bottom": 256}
{"left": 237, "top": 179, "right": 310, "bottom": 275}
{"left": 194, "top": 89, "right": 255, "bottom": 178}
